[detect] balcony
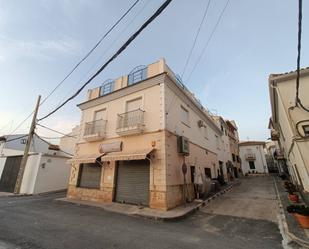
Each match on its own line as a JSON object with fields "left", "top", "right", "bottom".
{"left": 245, "top": 153, "right": 256, "bottom": 161}
{"left": 83, "top": 119, "right": 107, "bottom": 141}
{"left": 116, "top": 109, "right": 145, "bottom": 136}
{"left": 274, "top": 149, "right": 285, "bottom": 160}
{"left": 271, "top": 129, "right": 280, "bottom": 141}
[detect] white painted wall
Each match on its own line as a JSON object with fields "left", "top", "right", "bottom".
{"left": 20, "top": 154, "right": 41, "bottom": 194}
{"left": 33, "top": 155, "right": 70, "bottom": 194}
{"left": 239, "top": 145, "right": 268, "bottom": 174}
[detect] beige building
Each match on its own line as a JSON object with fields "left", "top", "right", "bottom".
{"left": 67, "top": 58, "right": 227, "bottom": 210}
{"left": 212, "top": 116, "right": 233, "bottom": 181}
{"left": 269, "top": 67, "right": 309, "bottom": 195}
{"left": 225, "top": 120, "right": 241, "bottom": 177}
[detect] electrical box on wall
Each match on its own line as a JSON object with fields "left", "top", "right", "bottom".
{"left": 177, "top": 136, "right": 190, "bottom": 156}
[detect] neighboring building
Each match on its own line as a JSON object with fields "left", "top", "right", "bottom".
{"left": 225, "top": 120, "right": 241, "bottom": 177}
{"left": 269, "top": 67, "right": 309, "bottom": 194}
{"left": 265, "top": 140, "right": 279, "bottom": 173}
{"left": 59, "top": 125, "right": 79, "bottom": 155}
{"left": 0, "top": 134, "right": 71, "bottom": 194}
{"left": 239, "top": 141, "right": 268, "bottom": 174}
{"left": 212, "top": 116, "right": 233, "bottom": 181}
{"left": 67, "top": 58, "right": 227, "bottom": 210}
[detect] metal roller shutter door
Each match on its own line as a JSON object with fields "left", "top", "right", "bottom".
{"left": 115, "top": 160, "right": 150, "bottom": 206}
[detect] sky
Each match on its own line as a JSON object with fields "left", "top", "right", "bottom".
{"left": 0, "top": 0, "right": 308, "bottom": 142}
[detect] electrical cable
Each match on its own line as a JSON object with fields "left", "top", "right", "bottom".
{"left": 53, "top": 0, "right": 152, "bottom": 110}
{"left": 38, "top": 0, "right": 173, "bottom": 121}
{"left": 36, "top": 123, "right": 77, "bottom": 138}
{"left": 39, "top": 0, "right": 140, "bottom": 107}
{"left": 186, "top": 0, "right": 230, "bottom": 82}
{"left": 295, "top": 0, "right": 309, "bottom": 112}
{"left": 181, "top": 0, "right": 211, "bottom": 78}
{"left": 35, "top": 132, "right": 75, "bottom": 156}
{"left": 3, "top": 135, "right": 28, "bottom": 143}
{"left": 6, "top": 0, "right": 140, "bottom": 136}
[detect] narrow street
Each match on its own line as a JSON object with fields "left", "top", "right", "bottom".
{"left": 0, "top": 176, "right": 283, "bottom": 249}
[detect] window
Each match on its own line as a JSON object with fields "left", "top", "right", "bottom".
{"left": 303, "top": 125, "right": 309, "bottom": 136}
{"left": 94, "top": 109, "right": 107, "bottom": 121}
{"left": 204, "top": 125, "right": 208, "bottom": 138}
{"left": 20, "top": 138, "right": 27, "bottom": 144}
{"left": 236, "top": 156, "right": 240, "bottom": 163}
{"left": 215, "top": 135, "right": 219, "bottom": 148}
{"left": 249, "top": 161, "right": 255, "bottom": 169}
{"left": 180, "top": 106, "right": 189, "bottom": 125}
{"left": 232, "top": 153, "right": 236, "bottom": 162}
{"left": 220, "top": 123, "right": 224, "bottom": 132}
{"left": 204, "top": 168, "right": 212, "bottom": 179}
{"left": 126, "top": 98, "right": 142, "bottom": 112}
{"left": 77, "top": 163, "right": 102, "bottom": 189}
{"left": 100, "top": 80, "right": 114, "bottom": 96}
{"left": 128, "top": 66, "right": 147, "bottom": 85}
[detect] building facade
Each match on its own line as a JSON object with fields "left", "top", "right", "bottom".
{"left": 67, "top": 59, "right": 227, "bottom": 210}
{"left": 212, "top": 116, "right": 233, "bottom": 181}
{"left": 269, "top": 67, "right": 309, "bottom": 194}
{"left": 225, "top": 120, "right": 241, "bottom": 177}
{"left": 0, "top": 134, "right": 70, "bottom": 194}
{"left": 239, "top": 141, "right": 268, "bottom": 174}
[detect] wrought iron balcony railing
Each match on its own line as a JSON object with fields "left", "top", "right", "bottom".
{"left": 245, "top": 153, "right": 256, "bottom": 160}
{"left": 116, "top": 109, "right": 145, "bottom": 132}
{"left": 84, "top": 119, "right": 107, "bottom": 138}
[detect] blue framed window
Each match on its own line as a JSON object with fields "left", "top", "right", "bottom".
{"left": 100, "top": 79, "right": 114, "bottom": 96}
{"left": 128, "top": 65, "right": 147, "bottom": 86}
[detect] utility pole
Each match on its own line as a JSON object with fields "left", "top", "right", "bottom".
{"left": 14, "top": 95, "right": 41, "bottom": 194}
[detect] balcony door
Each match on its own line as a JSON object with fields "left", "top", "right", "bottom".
{"left": 124, "top": 98, "right": 142, "bottom": 127}
{"left": 93, "top": 109, "right": 106, "bottom": 134}
{"left": 94, "top": 109, "right": 106, "bottom": 121}
{"left": 126, "top": 98, "right": 142, "bottom": 112}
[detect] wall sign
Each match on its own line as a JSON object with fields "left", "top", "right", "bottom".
{"left": 99, "top": 141, "right": 123, "bottom": 153}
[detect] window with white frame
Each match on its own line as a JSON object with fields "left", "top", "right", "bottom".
{"left": 180, "top": 106, "right": 189, "bottom": 125}
{"left": 94, "top": 109, "right": 107, "bottom": 121}
{"left": 204, "top": 125, "right": 208, "bottom": 138}
{"left": 126, "top": 97, "right": 142, "bottom": 112}
{"left": 215, "top": 135, "right": 219, "bottom": 148}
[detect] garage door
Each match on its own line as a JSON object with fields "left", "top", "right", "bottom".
{"left": 0, "top": 156, "right": 22, "bottom": 193}
{"left": 115, "top": 160, "right": 150, "bottom": 206}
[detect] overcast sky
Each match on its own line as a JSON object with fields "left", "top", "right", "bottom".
{"left": 0, "top": 0, "right": 308, "bottom": 141}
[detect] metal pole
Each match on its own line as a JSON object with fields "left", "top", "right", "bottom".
{"left": 14, "top": 95, "right": 41, "bottom": 194}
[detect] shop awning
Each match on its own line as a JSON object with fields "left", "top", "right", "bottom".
{"left": 67, "top": 153, "right": 103, "bottom": 164}
{"left": 101, "top": 148, "right": 155, "bottom": 162}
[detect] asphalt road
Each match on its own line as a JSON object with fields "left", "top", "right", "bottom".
{"left": 0, "top": 176, "right": 283, "bottom": 249}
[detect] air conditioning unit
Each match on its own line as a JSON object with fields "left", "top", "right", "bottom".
{"left": 197, "top": 120, "right": 205, "bottom": 128}
{"left": 177, "top": 136, "right": 190, "bottom": 155}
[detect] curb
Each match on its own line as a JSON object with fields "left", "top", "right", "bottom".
{"left": 56, "top": 181, "right": 240, "bottom": 222}
{"left": 273, "top": 177, "right": 309, "bottom": 249}
{"left": 141, "top": 180, "right": 241, "bottom": 221}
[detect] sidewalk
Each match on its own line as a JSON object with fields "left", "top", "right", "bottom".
{"left": 273, "top": 176, "right": 309, "bottom": 248}
{"left": 57, "top": 181, "right": 240, "bottom": 221}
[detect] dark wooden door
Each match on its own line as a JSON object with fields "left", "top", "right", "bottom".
{"left": 0, "top": 156, "right": 22, "bottom": 192}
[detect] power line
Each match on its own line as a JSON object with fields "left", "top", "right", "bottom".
{"left": 181, "top": 0, "right": 211, "bottom": 78}
{"left": 2, "top": 135, "right": 28, "bottom": 143}
{"left": 35, "top": 132, "right": 74, "bottom": 156}
{"left": 38, "top": 0, "right": 173, "bottom": 121}
{"left": 6, "top": 0, "right": 140, "bottom": 136}
{"left": 186, "top": 0, "right": 230, "bottom": 82}
{"left": 295, "top": 0, "right": 309, "bottom": 112}
{"left": 36, "top": 123, "right": 77, "bottom": 138}
{"left": 53, "top": 0, "right": 152, "bottom": 110}
{"left": 39, "top": 0, "right": 140, "bottom": 107}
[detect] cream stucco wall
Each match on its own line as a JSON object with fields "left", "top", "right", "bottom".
{"left": 239, "top": 144, "right": 268, "bottom": 174}
{"left": 270, "top": 72, "right": 309, "bottom": 192}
